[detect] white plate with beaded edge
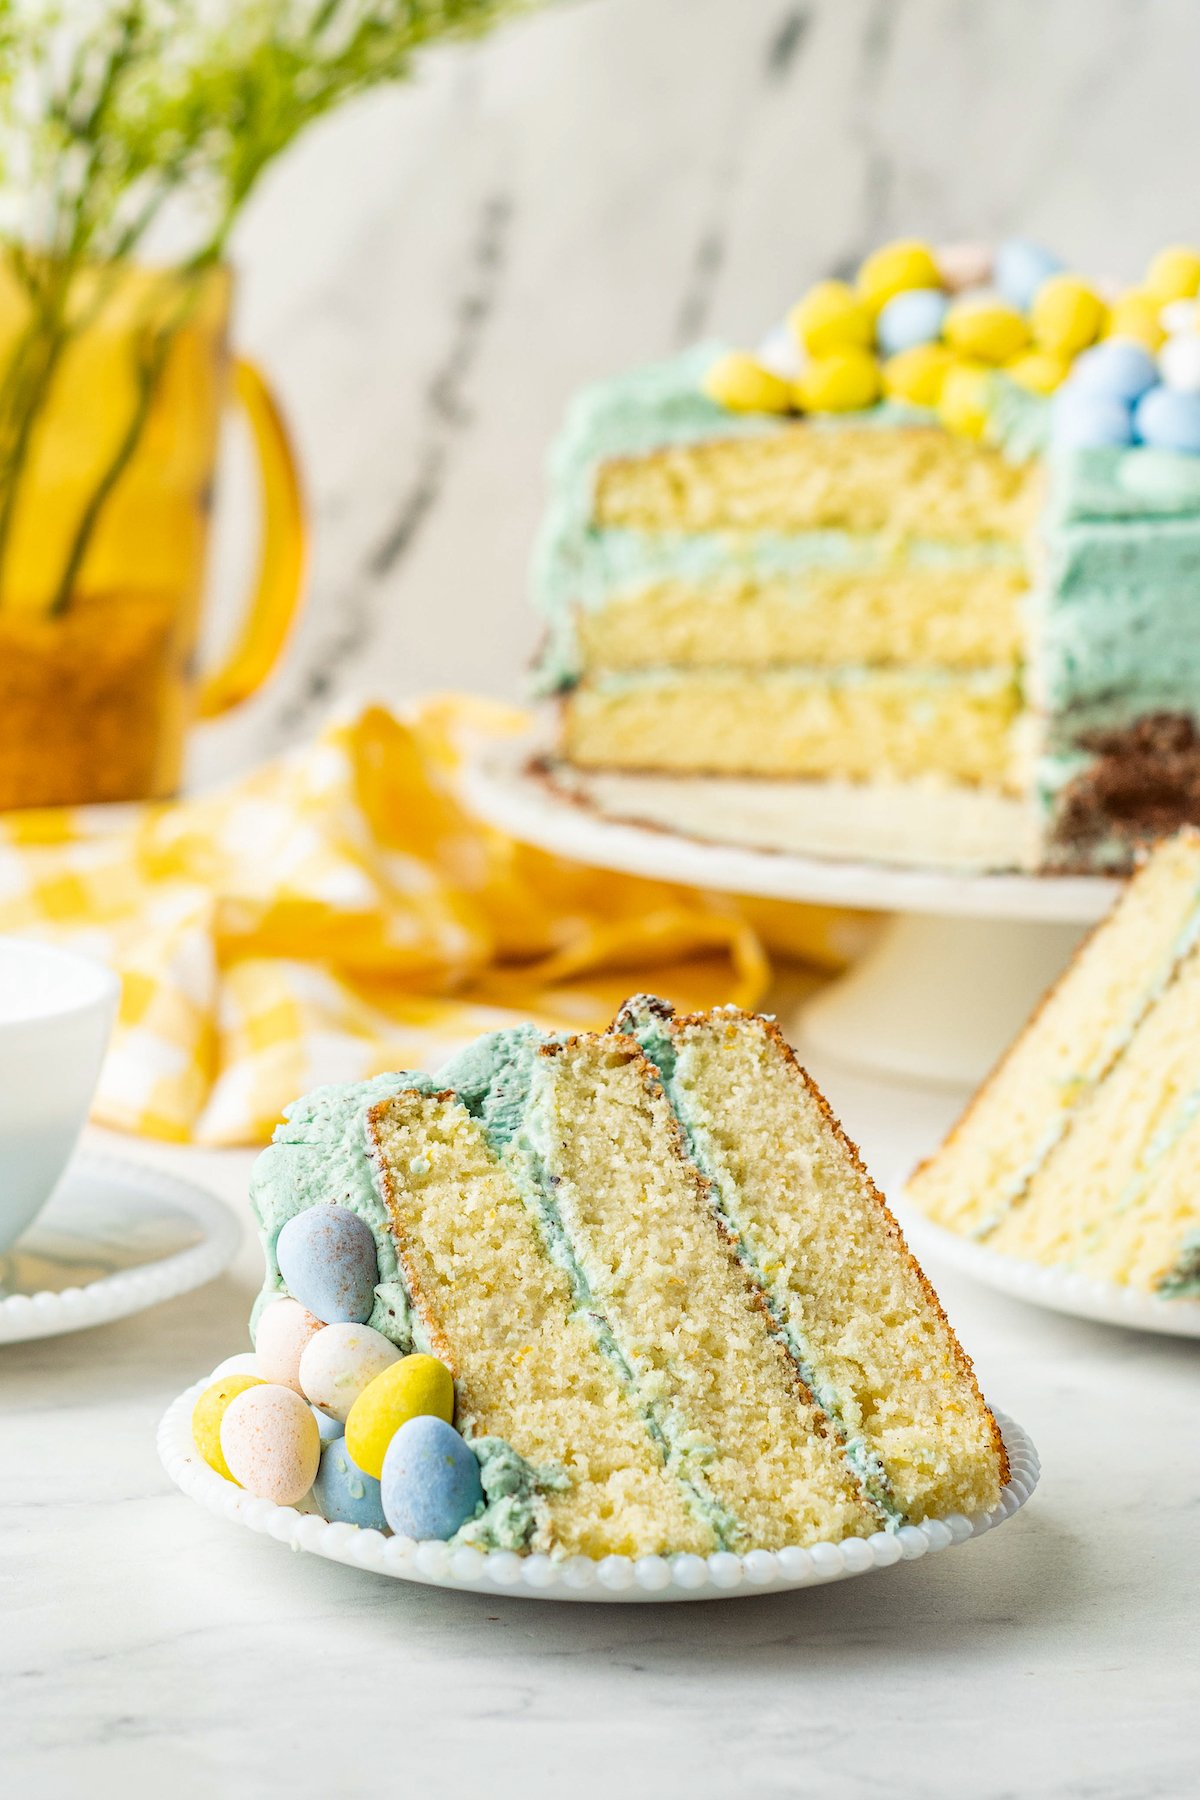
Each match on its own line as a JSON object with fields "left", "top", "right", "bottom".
{"left": 895, "top": 1205, "right": 1200, "bottom": 1340}
{"left": 0, "top": 1152, "right": 240, "bottom": 1344}
{"left": 158, "top": 1372, "right": 1038, "bottom": 1603}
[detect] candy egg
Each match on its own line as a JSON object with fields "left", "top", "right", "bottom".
{"left": 876, "top": 288, "right": 948, "bottom": 356}
{"left": 882, "top": 343, "right": 956, "bottom": 407}
{"left": 994, "top": 239, "right": 1064, "bottom": 313}
{"left": 1004, "top": 350, "right": 1071, "bottom": 396}
{"left": 856, "top": 239, "right": 942, "bottom": 313}
{"left": 312, "top": 1438, "right": 389, "bottom": 1530}
{"left": 299, "top": 1321, "right": 401, "bottom": 1423}
{"left": 380, "top": 1416, "right": 484, "bottom": 1542}
{"left": 1159, "top": 334, "right": 1200, "bottom": 396}
{"left": 314, "top": 1406, "right": 344, "bottom": 1444}
{"left": 254, "top": 1297, "right": 324, "bottom": 1393}
{"left": 701, "top": 350, "right": 793, "bottom": 414}
{"left": 788, "top": 281, "right": 874, "bottom": 357}
{"left": 1031, "top": 275, "right": 1105, "bottom": 357}
{"left": 755, "top": 321, "right": 803, "bottom": 380}
{"left": 1070, "top": 339, "right": 1159, "bottom": 404}
{"left": 275, "top": 1204, "right": 379, "bottom": 1325}
{"left": 1052, "top": 388, "right": 1134, "bottom": 449}
{"left": 943, "top": 297, "right": 1029, "bottom": 365}
{"left": 937, "top": 361, "right": 994, "bottom": 440}
{"left": 1160, "top": 299, "right": 1200, "bottom": 337}
{"left": 1134, "top": 386, "right": 1200, "bottom": 455}
{"left": 219, "top": 1383, "right": 320, "bottom": 1505}
{"left": 1145, "top": 246, "right": 1200, "bottom": 305}
{"left": 345, "top": 1352, "right": 455, "bottom": 1480}
{"left": 794, "top": 347, "right": 880, "bottom": 413}
{"left": 193, "top": 1374, "right": 264, "bottom": 1483}
{"left": 934, "top": 242, "right": 993, "bottom": 294}
{"left": 1106, "top": 289, "right": 1165, "bottom": 352}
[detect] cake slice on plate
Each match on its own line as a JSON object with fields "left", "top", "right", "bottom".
{"left": 907, "top": 828, "right": 1200, "bottom": 1295}
{"left": 250, "top": 1001, "right": 1006, "bottom": 1556}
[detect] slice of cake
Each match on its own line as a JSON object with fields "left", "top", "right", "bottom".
{"left": 532, "top": 238, "right": 1200, "bottom": 873}
{"left": 906, "top": 829, "right": 1200, "bottom": 1295}
{"left": 249, "top": 1000, "right": 1006, "bottom": 1556}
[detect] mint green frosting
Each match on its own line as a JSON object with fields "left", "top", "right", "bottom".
{"left": 1158, "top": 1229, "right": 1200, "bottom": 1297}
{"left": 458, "top": 1437, "right": 566, "bottom": 1552}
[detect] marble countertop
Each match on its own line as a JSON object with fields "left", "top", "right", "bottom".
{"left": 3, "top": 1056, "right": 1195, "bottom": 1800}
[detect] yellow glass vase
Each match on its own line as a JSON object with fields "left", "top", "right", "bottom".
{"left": 0, "top": 257, "right": 305, "bottom": 809}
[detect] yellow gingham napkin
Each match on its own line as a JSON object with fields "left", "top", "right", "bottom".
{"left": 0, "top": 696, "right": 866, "bottom": 1145}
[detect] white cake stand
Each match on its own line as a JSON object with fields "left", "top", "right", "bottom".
{"left": 463, "top": 735, "right": 1120, "bottom": 1089}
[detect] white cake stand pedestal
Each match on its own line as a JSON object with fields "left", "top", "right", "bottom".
{"left": 463, "top": 737, "right": 1120, "bottom": 1089}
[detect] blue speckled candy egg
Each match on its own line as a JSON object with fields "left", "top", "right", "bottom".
{"left": 275, "top": 1204, "right": 379, "bottom": 1325}
{"left": 994, "top": 239, "right": 1064, "bottom": 312}
{"left": 380, "top": 1416, "right": 484, "bottom": 1541}
{"left": 312, "top": 1438, "right": 388, "bottom": 1530}
{"left": 1052, "top": 388, "right": 1135, "bottom": 449}
{"left": 314, "top": 1406, "right": 344, "bottom": 1444}
{"left": 875, "top": 287, "right": 949, "bottom": 357}
{"left": 1135, "top": 385, "right": 1200, "bottom": 454}
{"left": 1070, "top": 339, "right": 1159, "bottom": 404}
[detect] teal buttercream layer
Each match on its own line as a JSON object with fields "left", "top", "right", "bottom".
{"left": 617, "top": 999, "right": 900, "bottom": 1528}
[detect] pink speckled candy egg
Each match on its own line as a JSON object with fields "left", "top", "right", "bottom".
{"left": 298, "top": 1321, "right": 401, "bottom": 1424}
{"left": 219, "top": 1384, "right": 320, "bottom": 1504}
{"left": 255, "top": 1297, "right": 324, "bottom": 1392}
{"left": 935, "top": 242, "right": 993, "bottom": 293}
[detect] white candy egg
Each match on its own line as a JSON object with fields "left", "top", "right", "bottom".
{"left": 219, "top": 1384, "right": 320, "bottom": 1505}
{"left": 1160, "top": 299, "right": 1200, "bottom": 336}
{"left": 755, "top": 321, "right": 802, "bottom": 380}
{"left": 1160, "top": 333, "right": 1200, "bottom": 395}
{"left": 255, "top": 1297, "right": 323, "bottom": 1393}
{"left": 298, "top": 1321, "right": 402, "bottom": 1423}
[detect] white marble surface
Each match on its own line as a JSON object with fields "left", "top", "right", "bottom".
{"left": 195, "top": 0, "right": 1200, "bottom": 788}
{"left": 3, "top": 1050, "right": 1197, "bottom": 1800}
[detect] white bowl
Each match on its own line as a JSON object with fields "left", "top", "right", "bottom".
{"left": 0, "top": 937, "right": 119, "bottom": 1252}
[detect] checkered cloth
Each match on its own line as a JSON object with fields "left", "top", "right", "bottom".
{"left": 0, "top": 696, "right": 865, "bottom": 1145}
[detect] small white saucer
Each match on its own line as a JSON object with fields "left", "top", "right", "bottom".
{"left": 158, "top": 1371, "right": 1037, "bottom": 1605}
{"left": 0, "top": 1151, "right": 240, "bottom": 1344}
{"left": 895, "top": 1205, "right": 1200, "bottom": 1340}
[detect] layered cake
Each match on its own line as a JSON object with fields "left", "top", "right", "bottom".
{"left": 533, "top": 238, "right": 1200, "bottom": 872}
{"left": 197, "top": 998, "right": 1007, "bottom": 1556}
{"left": 907, "top": 830, "right": 1200, "bottom": 1295}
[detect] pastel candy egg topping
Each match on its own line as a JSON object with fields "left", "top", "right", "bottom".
{"left": 312, "top": 1438, "right": 388, "bottom": 1531}
{"left": 1032, "top": 275, "right": 1105, "bottom": 357}
{"left": 380, "top": 1415, "right": 484, "bottom": 1541}
{"left": 275, "top": 1203, "right": 379, "bottom": 1325}
{"left": 1004, "top": 350, "right": 1070, "bottom": 396}
{"left": 881, "top": 342, "right": 955, "bottom": 407}
{"left": 1159, "top": 334, "right": 1200, "bottom": 396}
{"left": 254, "top": 1297, "right": 323, "bottom": 1393}
{"left": 219, "top": 1383, "right": 320, "bottom": 1505}
{"left": 1107, "top": 289, "right": 1165, "bottom": 352}
{"left": 1135, "top": 386, "right": 1200, "bottom": 455}
{"left": 1070, "top": 339, "right": 1159, "bottom": 404}
{"left": 299, "top": 1321, "right": 402, "bottom": 1423}
{"left": 856, "top": 238, "right": 942, "bottom": 313}
{"left": 1145, "top": 245, "right": 1200, "bottom": 305}
{"left": 994, "top": 239, "right": 1064, "bottom": 313}
{"left": 794, "top": 346, "right": 880, "bottom": 413}
{"left": 344, "top": 1351, "right": 455, "bottom": 1480}
{"left": 875, "top": 287, "right": 948, "bottom": 357}
{"left": 193, "top": 1374, "right": 264, "bottom": 1484}
{"left": 943, "top": 296, "right": 1029, "bottom": 365}
{"left": 702, "top": 351, "right": 793, "bottom": 414}
{"left": 788, "top": 280, "right": 874, "bottom": 357}
{"left": 1052, "top": 387, "right": 1134, "bottom": 449}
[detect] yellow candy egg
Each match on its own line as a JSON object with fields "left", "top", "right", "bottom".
{"left": 943, "top": 297, "right": 1029, "bottom": 365}
{"left": 192, "top": 1374, "right": 264, "bottom": 1484}
{"left": 1004, "top": 349, "right": 1071, "bottom": 396}
{"left": 788, "top": 280, "right": 874, "bottom": 357}
{"left": 856, "top": 239, "right": 942, "bottom": 313}
{"left": 1030, "top": 275, "right": 1104, "bottom": 356}
{"left": 1145, "top": 245, "right": 1200, "bottom": 304}
{"left": 345, "top": 1352, "right": 455, "bottom": 1480}
{"left": 881, "top": 343, "right": 956, "bottom": 407}
{"left": 702, "top": 351, "right": 793, "bottom": 414}
{"left": 1105, "top": 289, "right": 1165, "bottom": 352}
{"left": 794, "top": 347, "right": 881, "bottom": 413}
{"left": 937, "top": 360, "right": 994, "bottom": 440}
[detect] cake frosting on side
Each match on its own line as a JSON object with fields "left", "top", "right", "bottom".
{"left": 248, "top": 999, "right": 1006, "bottom": 1554}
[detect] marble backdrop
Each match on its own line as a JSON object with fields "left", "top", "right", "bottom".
{"left": 194, "top": 0, "right": 1200, "bottom": 786}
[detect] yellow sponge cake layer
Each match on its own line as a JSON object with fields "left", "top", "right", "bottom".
{"left": 907, "top": 830, "right": 1200, "bottom": 1243}
{"left": 367, "top": 1088, "right": 711, "bottom": 1558}
{"left": 564, "top": 667, "right": 1023, "bottom": 786}
{"left": 523, "top": 1035, "right": 879, "bottom": 1550}
{"left": 593, "top": 425, "right": 1041, "bottom": 541}
{"left": 622, "top": 1003, "right": 1006, "bottom": 1521}
{"left": 577, "top": 563, "right": 1026, "bottom": 674}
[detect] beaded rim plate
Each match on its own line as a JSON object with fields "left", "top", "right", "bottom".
{"left": 0, "top": 1153, "right": 240, "bottom": 1345}
{"left": 896, "top": 1205, "right": 1200, "bottom": 1340}
{"left": 158, "top": 1373, "right": 1038, "bottom": 1604}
